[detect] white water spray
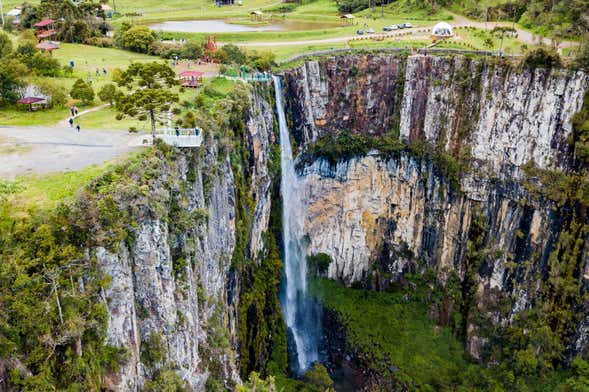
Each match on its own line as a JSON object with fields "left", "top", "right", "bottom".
{"left": 273, "top": 76, "right": 321, "bottom": 374}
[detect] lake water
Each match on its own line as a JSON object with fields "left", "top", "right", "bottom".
{"left": 149, "top": 19, "right": 339, "bottom": 33}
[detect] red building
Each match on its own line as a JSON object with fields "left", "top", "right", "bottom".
{"left": 33, "top": 19, "right": 56, "bottom": 40}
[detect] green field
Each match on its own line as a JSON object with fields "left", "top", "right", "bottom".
{"left": 0, "top": 38, "right": 160, "bottom": 127}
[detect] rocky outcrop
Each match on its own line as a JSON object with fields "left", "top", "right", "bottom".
{"left": 282, "top": 54, "right": 589, "bottom": 359}
{"left": 96, "top": 86, "right": 276, "bottom": 391}
{"left": 284, "top": 54, "right": 589, "bottom": 176}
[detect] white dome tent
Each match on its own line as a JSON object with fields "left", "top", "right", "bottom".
{"left": 432, "top": 22, "right": 453, "bottom": 40}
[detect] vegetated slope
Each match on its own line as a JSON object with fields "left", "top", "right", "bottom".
{"left": 0, "top": 82, "right": 289, "bottom": 391}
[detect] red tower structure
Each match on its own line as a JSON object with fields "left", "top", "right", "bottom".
{"left": 206, "top": 35, "right": 217, "bottom": 62}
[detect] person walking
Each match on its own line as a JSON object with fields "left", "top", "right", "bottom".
{"left": 68, "top": 117, "right": 74, "bottom": 128}
{"left": 70, "top": 106, "right": 75, "bottom": 117}
{"left": 76, "top": 124, "right": 81, "bottom": 133}
{"left": 74, "top": 107, "right": 79, "bottom": 116}
{"left": 175, "top": 127, "right": 180, "bottom": 137}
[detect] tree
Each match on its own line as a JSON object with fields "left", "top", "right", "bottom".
{"left": 216, "top": 44, "right": 247, "bottom": 65}
{"left": 304, "top": 363, "right": 334, "bottom": 390}
{"left": 483, "top": 37, "right": 494, "bottom": 51}
{"left": 236, "top": 372, "right": 276, "bottom": 392}
{"left": 98, "top": 83, "right": 119, "bottom": 106}
{"left": 115, "top": 62, "right": 179, "bottom": 138}
{"left": 0, "top": 59, "right": 27, "bottom": 106}
{"left": 37, "top": 79, "right": 67, "bottom": 108}
{"left": 70, "top": 78, "right": 95, "bottom": 105}
{"left": 0, "top": 32, "right": 13, "bottom": 59}
{"left": 120, "top": 25, "right": 156, "bottom": 53}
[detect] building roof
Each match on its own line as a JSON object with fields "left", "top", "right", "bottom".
{"left": 16, "top": 97, "right": 46, "bottom": 105}
{"left": 7, "top": 9, "right": 22, "bottom": 16}
{"left": 36, "top": 41, "right": 60, "bottom": 51}
{"left": 341, "top": 14, "right": 355, "bottom": 19}
{"left": 179, "top": 71, "right": 204, "bottom": 77}
{"left": 101, "top": 4, "right": 113, "bottom": 10}
{"left": 34, "top": 19, "right": 55, "bottom": 27}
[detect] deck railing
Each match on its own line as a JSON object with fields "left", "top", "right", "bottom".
{"left": 155, "top": 128, "right": 203, "bottom": 147}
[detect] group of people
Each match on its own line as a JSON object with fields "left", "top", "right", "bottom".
{"left": 68, "top": 106, "right": 81, "bottom": 132}
{"left": 174, "top": 127, "right": 201, "bottom": 137}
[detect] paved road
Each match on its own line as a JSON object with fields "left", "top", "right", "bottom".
{"left": 0, "top": 126, "right": 149, "bottom": 178}
{"left": 237, "top": 13, "right": 576, "bottom": 50}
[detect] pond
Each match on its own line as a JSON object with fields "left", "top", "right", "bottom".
{"left": 148, "top": 19, "right": 340, "bottom": 33}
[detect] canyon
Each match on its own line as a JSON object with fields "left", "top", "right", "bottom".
{"left": 2, "top": 52, "right": 589, "bottom": 391}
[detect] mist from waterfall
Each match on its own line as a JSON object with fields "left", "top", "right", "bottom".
{"left": 273, "top": 76, "right": 321, "bottom": 375}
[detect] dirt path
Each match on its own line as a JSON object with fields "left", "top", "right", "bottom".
{"left": 57, "top": 104, "right": 109, "bottom": 127}
{"left": 0, "top": 126, "right": 148, "bottom": 178}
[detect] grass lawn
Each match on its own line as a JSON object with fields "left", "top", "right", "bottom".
{"left": 1, "top": 161, "right": 116, "bottom": 216}
{"left": 0, "top": 40, "right": 161, "bottom": 127}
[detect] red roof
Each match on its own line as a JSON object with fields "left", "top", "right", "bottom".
{"left": 179, "top": 71, "right": 204, "bottom": 77}
{"left": 36, "top": 41, "right": 60, "bottom": 51}
{"left": 16, "top": 97, "right": 46, "bottom": 105}
{"left": 34, "top": 19, "right": 54, "bottom": 28}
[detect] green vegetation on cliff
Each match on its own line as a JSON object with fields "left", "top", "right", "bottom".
{"left": 310, "top": 277, "right": 582, "bottom": 391}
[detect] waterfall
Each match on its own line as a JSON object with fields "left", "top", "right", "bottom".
{"left": 273, "top": 76, "right": 321, "bottom": 374}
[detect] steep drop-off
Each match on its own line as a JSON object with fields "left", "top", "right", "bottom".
{"left": 282, "top": 53, "right": 589, "bottom": 364}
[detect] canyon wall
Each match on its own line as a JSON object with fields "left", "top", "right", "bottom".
{"left": 282, "top": 54, "right": 589, "bottom": 358}
{"left": 95, "top": 87, "right": 276, "bottom": 391}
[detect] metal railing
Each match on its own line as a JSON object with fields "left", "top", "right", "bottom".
{"left": 155, "top": 128, "right": 203, "bottom": 147}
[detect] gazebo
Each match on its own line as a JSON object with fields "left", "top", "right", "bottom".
{"left": 36, "top": 41, "right": 60, "bottom": 53}
{"left": 340, "top": 14, "right": 355, "bottom": 25}
{"left": 250, "top": 11, "right": 263, "bottom": 21}
{"left": 432, "top": 22, "right": 453, "bottom": 41}
{"left": 34, "top": 19, "right": 56, "bottom": 40}
{"left": 16, "top": 97, "right": 47, "bottom": 111}
{"left": 178, "top": 71, "right": 204, "bottom": 88}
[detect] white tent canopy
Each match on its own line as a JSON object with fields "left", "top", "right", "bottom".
{"left": 432, "top": 22, "right": 453, "bottom": 37}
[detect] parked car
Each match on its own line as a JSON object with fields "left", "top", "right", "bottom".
{"left": 356, "top": 29, "right": 364, "bottom": 35}
{"left": 366, "top": 28, "right": 375, "bottom": 34}
{"left": 399, "top": 22, "right": 413, "bottom": 28}
{"left": 383, "top": 25, "right": 395, "bottom": 31}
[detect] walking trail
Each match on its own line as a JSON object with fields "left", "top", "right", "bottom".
{"left": 57, "top": 104, "right": 109, "bottom": 127}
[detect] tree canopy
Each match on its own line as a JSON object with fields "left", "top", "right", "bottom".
{"left": 115, "top": 62, "right": 179, "bottom": 136}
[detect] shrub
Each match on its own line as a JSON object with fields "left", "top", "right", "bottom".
{"left": 308, "top": 253, "right": 331, "bottom": 276}
{"left": 70, "top": 78, "right": 95, "bottom": 105}
{"left": 0, "top": 32, "right": 12, "bottom": 58}
{"left": 98, "top": 83, "right": 119, "bottom": 106}
{"left": 304, "top": 363, "right": 333, "bottom": 389}
{"left": 119, "top": 25, "right": 156, "bottom": 53}
{"left": 522, "top": 47, "right": 562, "bottom": 69}
{"left": 85, "top": 37, "right": 113, "bottom": 47}
{"left": 0, "top": 59, "right": 27, "bottom": 106}
{"left": 36, "top": 79, "right": 67, "bottom": 108}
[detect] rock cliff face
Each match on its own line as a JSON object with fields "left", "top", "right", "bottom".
{"left": 95, "top": 87, "right": 276, "bottom": 391}
{"left": 284, "top": 54, "right": 588, "bottom": 175}
{"left": 282, "top": 54, "right": 589, "bottom": 358}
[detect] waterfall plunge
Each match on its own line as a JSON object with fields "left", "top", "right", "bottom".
{"left": 273, "top": 76, "right": 321, "bottom": 374}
